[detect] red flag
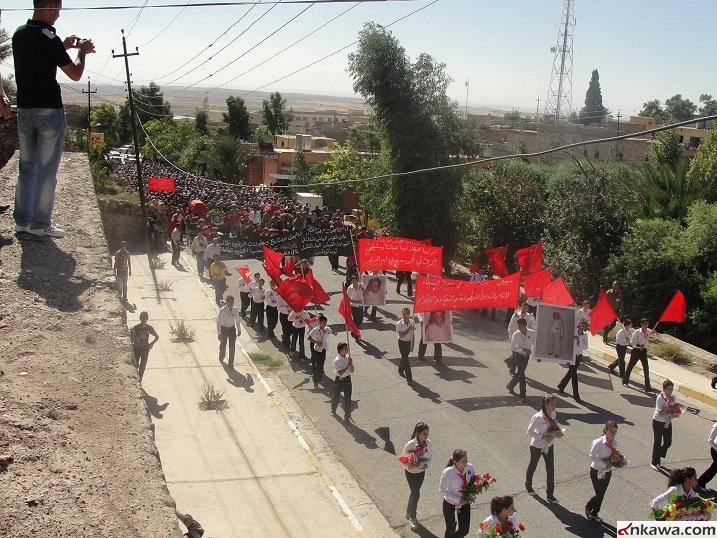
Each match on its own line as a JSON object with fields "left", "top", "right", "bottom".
{"left": 541, "top": 277, "right": 575, "bottom": 306}
{"left": 414, "top": 273, "right": 521, "bottom": 312}
{"left": 338, "top": 284, "right": 361, "bottom": 339}
{"left": 235, "top": 266, "right": 252, "bottom": 283}
{"left": 515, "top": 241, "right": 543, "bottom": 276}
{"left": 284, "top": 256, "right": 295, "bottom": 276}
{"left": 589, "top": 288, "right": 618, "bottom": 336}
{"left": 523, "top": 269, "right": 551, "bottom": 298}
{"left": 263, "top": 246, "right": 284, "bottom": 287}
{"left": 358, "top": 237, "right": 442, "bottom": 274}
{"left": 658, "top": 290, "right": 687, "bottom": 324}
{"left": 484, "top": 246, "right": 510, "bottom": 278}
{"left": 148, "top": 177, "right": 176, "bottom": 192}
{"left": 276, "top": 275, "right": 313, "bottom": 313}
{"left": 304, "top": 272, "right": 331, "bottom": 305}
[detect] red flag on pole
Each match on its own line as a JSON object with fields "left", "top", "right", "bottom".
{"left": 657, "top": 290, "right": 687, "bottom": 324}
{"left": 284, "top": 255, "right": 296, "bottom": 276}
{"left": 523, "top": 269, "right": 551, "bottom": 298}
{"left": 276, "top": 275, "right": 314, "bottom": 313}
{"left": 263, "top": 246, "right": 284, "bottom": 287}
{"left": 338, "top": 284, "right": 361, "bottom": 339}
{"left": 515, "top": 241, "right": 543, "bottom": 276}
{"left": 541, "top": 277, "right": 575, "bottom": 306}
{"left": 235, "top": 266, "right": 252, "bottom": 283}
{"left": 589, "top": 288, "right": 618, "bottom": 336}
{"left": 304, "top": 272, "right": 331, "bottom": 305}
{"left": 484, "top": 246, "right": 510, "bottom": 278}
{"left": 148, "top": 177, "right": 176, "bottom": 192}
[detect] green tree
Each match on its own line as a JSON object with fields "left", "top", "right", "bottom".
{"left": 348, "top": 23, "right": 465, "bottom": 267}
{"left": 639, "top": 163, "right": 696, "bottom": 221}
{"left": 687, "top": 127, "right": 717, "bottom": 202}
{"left": 91, "top": 103, "right": 121, "bottom": 149}
{"left": 209, "top": 133, "right": 248, "bottom": 184}
{"left": 119, "top": 81, "right": 172, "bottom": 143}
{"left": 140, "top": 120, "right": 198, "bottom": 163}
{"left": 638, "top": 99, "right": 665, "bottom": 123}
{"left": 578, "top": 69, "right": 608, "bottom": 125}
{"left": 699, "top": 94, "right": 717, "bottom": 117}
{"left": 291, "top": 149, "right": 311, "bottom": 185}
{"left": 250, "top": 126, "right": 273, "bottom": 143}
{"left": 664, "top": 94, "right": 697, "bottom": 124}
{"left": 647, "top": 130, "right": 681, "bottom": 170}
{"left": 195, "top": 109, "right": 208, "bottom": 134}
{"left": 223, "top": 95, "right": 250, "bottom": 140}
{"left": 262, "top": 91, "right": 293, "bottom": 135}
{"left": 503, "top": 109, "right": 522, "bottom": 121}
{"left": 0, "top": 25, "right": 14, "bottom": 99}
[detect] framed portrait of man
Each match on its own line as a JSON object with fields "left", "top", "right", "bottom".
{"left": 362, "top": 274, "right": 387, "bottom": 306}
{"left": 422, "top": 310, "right": 453, "bottom": 343}
{"left": 534, "top": 303, "right": 578, "bottom": 364}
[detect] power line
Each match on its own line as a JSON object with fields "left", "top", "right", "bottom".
{"left": 4, "top": 0, "right": 412, "bottom": 11}
{"left": 139, "top": 1, "right": 193, "bottom": 47}
{"left": 125, "top": 0, "right": 150, "bottom": 38}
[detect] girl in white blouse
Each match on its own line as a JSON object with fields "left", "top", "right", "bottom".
{"left": 402, "top": 422, "right": 432, "bottom": 530}
{"left": 439, "top": 449, "right": 474, "bottom": 538}
{"left": 650, "top": 467, "right": 698, "bottom": 511}
{"left": 525, "top": 395, "right": 562, "bottom": 503}
{"left": 585, "top": 421, "right": 619, "bottom": 523}
{"left": 477, "top": 496, "right": 519, "bottom": 538}
{"left": 651, "top": 379, "right": 676, "bottom": 470}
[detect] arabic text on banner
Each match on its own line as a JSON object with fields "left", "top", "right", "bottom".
{"left": 358, "top": 238, "right": 443, "bottom": 274}
{"left": 414, "top": 273, "right": 521, "bottom": 312}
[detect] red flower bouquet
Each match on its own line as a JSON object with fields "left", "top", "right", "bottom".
{"left": 461, "top": 473, "right": 497, "bottom": 504}
{"left": 479, "top": 520, "right": 526, "bottom": 537}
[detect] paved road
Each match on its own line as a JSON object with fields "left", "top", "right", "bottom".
{"left": 214, "top": 253, "right": 717, "bottom": 537}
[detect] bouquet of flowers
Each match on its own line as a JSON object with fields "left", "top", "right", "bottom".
{"left": 598, "top": 450, "right": 629, "bottom": 479}
{"left": 398, "top": 452, "right": 430, "bottom": 468}
{"left": 671, "top": 403, "right": 682, "bottom": 419}
{"left": 461, "top": 473, "right": 497, "bottom": 504}
{"left": 478, "top": 520, "right": 526, "bottom": 537}
{"left": 650, "top": 493, "right": 714, "bottom": 521}
{"left": 546, "top": 419, "right": 566, "bottom": 437}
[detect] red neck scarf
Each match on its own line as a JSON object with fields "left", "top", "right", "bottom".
{"left": 457, "top": 469, "right": 469, "bottom": 489}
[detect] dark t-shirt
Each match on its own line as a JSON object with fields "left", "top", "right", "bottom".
{"left": 12, "top": 20, "right": 72, "bottom": 108}
{"left": 131, "top": 323, "right": 158, "bottom": 349}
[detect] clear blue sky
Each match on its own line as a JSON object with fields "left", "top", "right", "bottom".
{"left": 2, "top": 0, "right": 716, "bottom": 114}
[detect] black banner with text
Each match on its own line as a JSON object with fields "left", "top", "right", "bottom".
{"left": 220, "top": 226, "right": 353, "bottom": 260}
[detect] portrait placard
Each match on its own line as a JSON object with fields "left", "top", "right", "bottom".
{"left": 534, "top": 303, "right": 578, "bottom": 364}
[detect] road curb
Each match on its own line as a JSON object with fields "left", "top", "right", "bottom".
{"left": 585, "top": 346, "right": 717, "bottom": 410}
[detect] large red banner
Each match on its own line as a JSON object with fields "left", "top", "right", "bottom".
{"left": 358, "top": 238, "right": 442, "bottom": 274}
{"left": 148, "top": 177, "right": 176, "bottom": 192}
{"left": 414, "top": 273, "right": 521, "bottom": 312}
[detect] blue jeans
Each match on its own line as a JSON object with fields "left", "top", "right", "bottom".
{"left": 14, "top": 108, "right": 66, "bottom": 228}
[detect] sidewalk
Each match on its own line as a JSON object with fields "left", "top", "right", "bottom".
{"left": 586, "top": 338, "right": 717, "bottom": 409}
{"left": 124, "top": 252, "right": 397, "bottom": 538}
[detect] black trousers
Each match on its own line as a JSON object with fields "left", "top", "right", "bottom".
{"left": 250, "top": 300, "right": 265, "bottom": 327}
{"left": 624, "top": 347, "right": 651, "bottom": 390}
{"left": 398, "top": 339, "right": 413, "bottom": 382}
{"left": 507, "top": 352, "right": 529, "bottom": 397}
{"left": 586, "top": 467, "right": 612, "bottom": 517}
{"left": 442, "top": 499, "right": 470, "bottom": 538}
{"left": 279, "top": 312, "right": 292, "bottom": 346}
{"left": 239, "top": 292, "right": 251, "bottom": 317}
{"left": 396, "top": 271, "right": 413, "bottom": 295}
{"left": 332, "top": 376, "right": 352, "bottom": 417}
{"left": 291, "top": 326, "right": 306, "bottom": 358}
{"left": 698, "top": 447, "right": 717, "bottom": 487}
{"left": 266, "top": 305, "right": 278, "bottom": 335}
{"left": 219, "top": 325, "right": 237, "bottom": 366}
{"left": 418, "top": 340, "right": 442, "bottom": 362}
{"left": 651, "top": 419, "right": 672, "bottom": 466}
{"left": 557, "top": 354, "right": 582, "bottom": 399}
{"left": 311, "top": 346, "right": 327, "bottom": 384}
{"left": 405, "top": 470, "right": 425, "bottom": 519}
{"left": 351, "top": 305, "right": 364, "bottom": 329}
{"left": 133, "top": 346, "right": 150, "bottom": 380}
{"left": 526, "top": 445, "right": 555, "bottom": 496}
{"left": 328, "top": 253, "right": 339, "bottom": 270}
{"left": 603, "top": 319, "right": 617, "bottom": 342}
{"left": 610, "top": 344, "right": 628, "bottom": 377}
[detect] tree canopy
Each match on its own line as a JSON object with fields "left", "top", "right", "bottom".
{"left": 223, "top": 96, "right": 250, "bottom": 140}
{"left": 577, "top": 69, "right": 608, "bottom": 125}
{"left": 262, "top": 91, "right": 293, "bottom": 135}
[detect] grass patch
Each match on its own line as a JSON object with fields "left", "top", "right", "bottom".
{"left": 650, "top": 342, "right": 692, "bottom": 365}
{"left": 198, "top": 382, "right": 228, "bottom": 412}
{"left": 157, "top": 279, "right": 174, "bottom": 292}
{"left": 249, "top": 352, "right": 283, "bottom": 370}
{"left": 169, "top": 319, "right": 196, "bottom": 343}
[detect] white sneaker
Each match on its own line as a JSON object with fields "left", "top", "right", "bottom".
{"left": 409, "top": 518, "right": 418, "bottom": 530}
{"left": 29, "top": 225, "right": 65, "bottom": 238}
{"left": 15, "top": 224, "right": 30, "bottom": 233}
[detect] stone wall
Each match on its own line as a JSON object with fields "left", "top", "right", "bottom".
{"left": 97, "top": 197, "right": 148, "bottom": 250}
{"left": 0, "top": 113, "right": 18, "bottom": 168}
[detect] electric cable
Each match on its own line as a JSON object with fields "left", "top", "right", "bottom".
{"left": 139, "top": 1, "right": 193, "bottom": 47}
{"left": 4, "top": 0, "right": 413, "bottom": 11}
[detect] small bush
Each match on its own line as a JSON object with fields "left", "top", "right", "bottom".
{"left": 650, "top": 342, "right": 691, "bottom": 365}
{"left": 157, "top": 279, "right": 174, "bottom": 292}
{"left": 198, "top": 382, "right": 228, "bottom": 411}
{"left": 249, "top": 352, "right": 283, "bottom": 370}
{"left": 169, "top": 319, "right": 196, "bottom": 343}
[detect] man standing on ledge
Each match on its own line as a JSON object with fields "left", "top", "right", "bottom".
{"left": 12, "top": 0, "right": 95, "bottom": 239}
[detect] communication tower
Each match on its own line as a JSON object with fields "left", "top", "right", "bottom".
{"left": 544, "top": 0, "right": 575, "bottom": 123}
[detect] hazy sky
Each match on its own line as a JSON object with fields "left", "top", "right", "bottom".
{"left": 2, "top": 0, "right": 716, "bottom": 115}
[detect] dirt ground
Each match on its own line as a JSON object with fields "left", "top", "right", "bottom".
{"left": 0, "top": 152, "right": 180, "bottom": 538}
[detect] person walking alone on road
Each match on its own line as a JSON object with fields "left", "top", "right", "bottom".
{"left": 585, "top": 421, "right": 620, "bottom": 523}
{"left": 113, "top": 240, "right": 131, "bottom": 302}
{"left": 651, "top": 379, "right": 677, "bottom": 471}
{"left": 331, "top": 342, "right": 354, "bottom": 421}
{"left": 170, "top": 225, "right": 181, "bottom": 266}
{"left": 190, "top": 229, "right": 208, "bottom": 277}
{"left": 525, "top": 395, "right": 562, "bottom": 503}
{"left": 402, "top": 422, "right": 432, "bottom": 531}
{"left": 307, "top": 314, "right": 336, "bottom": 389}
{"left": 130, "top": 311, "right": 159, "bottom": 381}
{"left": 396, "top": 307, "right": 416, "bottom": 385}
{"left": 209, "top": 254, "right": 227, "bottom": 306}
{"left": 439, "top": 448, "right": 474, "bottom": 538}
{"left": 506, "top": 318, "right": 535, "bottom": 403}
{"left": 217, "top": 295, "right": 241, "bottom": 368}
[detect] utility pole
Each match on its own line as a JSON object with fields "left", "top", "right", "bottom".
{"left": 113, "top": 30, "right": 150, "bottom": 252}
{"left": 81, "top": 77, "right": 96, "bottom": 153}
{"left": 465, "top": 78, "right": 470, "bottom": 119}
{"left": 615, "top": 109, "right": 622, "bottom": 159}
{"left": 535, "top": 97, "right": 540, "bottom": 122}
